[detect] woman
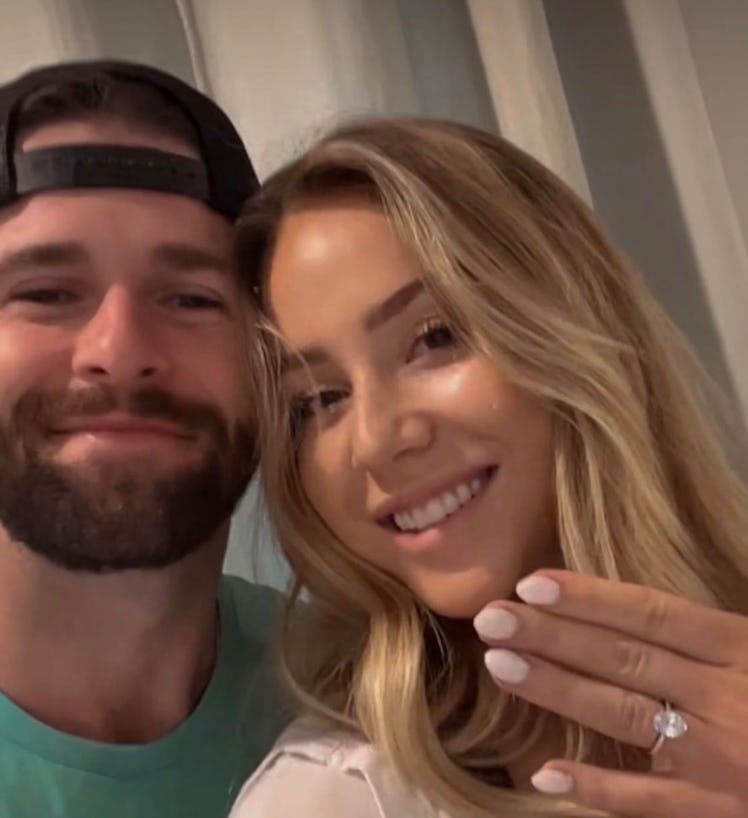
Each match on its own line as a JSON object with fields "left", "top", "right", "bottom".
{"left": 231, "top": 118, "right": 748, "bottom": 817}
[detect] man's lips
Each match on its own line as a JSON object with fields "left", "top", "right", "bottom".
{"left": 50, "top": 415, "right": 193, "bottom": 440}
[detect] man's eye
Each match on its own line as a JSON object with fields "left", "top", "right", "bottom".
{"left": 12, "top": 289, "right": 78, "bottom": 305}
{"left": 169, "top": 293, "right": 225, "bottom": 310}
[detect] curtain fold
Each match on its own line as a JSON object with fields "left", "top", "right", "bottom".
{"left": 623, "top": 0, "right": 748, "bottom": 426}
{"left": 173, "top": 0, "right": 421, "bottom": 177}
{"left": 465, "top": 0, "right": 591, "bottom": 201}
{"left": 0, "top": 0, "right": 196, "bottom": 86}
{"left": 0, "top": 0, "right": 91, "bottom": 82}
{"left": 173, "top": 0, "right": 502, "bottom": 178}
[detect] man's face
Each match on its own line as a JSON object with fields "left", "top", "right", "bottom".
{"left": 0, "top": 118, "right": 256, "bottom": 571}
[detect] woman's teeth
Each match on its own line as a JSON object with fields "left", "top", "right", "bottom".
{"left": 392, "top": 473, "right": 488, "bottom": 533}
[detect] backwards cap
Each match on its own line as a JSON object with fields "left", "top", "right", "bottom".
{"left": 0, "top": 60, "right": 258, "bottom": 218}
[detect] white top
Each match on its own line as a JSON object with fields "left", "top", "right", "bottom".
{"left": 229, "top": 718, "right": 443, "bottom": 818}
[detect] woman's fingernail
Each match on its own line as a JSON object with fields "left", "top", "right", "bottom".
{"left": 484, "top": 649, "right": 529, "bottom": 683}
{"left": 473, "top": 607, "right": 518, "bottom": 640}
{"left": 516, "top": 575, "right": 560, "bottom": 605}
{"left": 531, "top": 768, "right": 574, "bottom": 794}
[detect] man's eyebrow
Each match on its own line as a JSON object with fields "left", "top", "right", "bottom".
{"left": 0, "top": 242, "right": 89, "bottom": 276}
{"left": 153, "top": 243, "right": 232, "bottom": 274}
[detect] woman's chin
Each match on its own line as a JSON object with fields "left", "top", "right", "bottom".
{"left": 412, "top": 571, "right": 519, "bottom": 621}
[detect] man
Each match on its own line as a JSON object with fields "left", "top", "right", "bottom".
{"left": 0, "top": 61, "right": 285, "bottom": 817}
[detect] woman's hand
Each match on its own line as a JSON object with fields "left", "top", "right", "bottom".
{"left": 473, "top": 570, "right": 748, "bottom": 817}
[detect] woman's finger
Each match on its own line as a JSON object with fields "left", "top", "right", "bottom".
{"left": 530, "top": 761, "right": 746, "bottom": 818}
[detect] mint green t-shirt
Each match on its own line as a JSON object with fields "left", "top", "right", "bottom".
{"left": 0, "top": 576, "right": 288, "bottom": 818}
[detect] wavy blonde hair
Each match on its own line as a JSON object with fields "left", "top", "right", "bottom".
{"left": 237, "top": 118, "right": 748, "bottom": 817}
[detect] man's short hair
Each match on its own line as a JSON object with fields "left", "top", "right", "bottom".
{"left": 14, "top": 71, "right": 200, "bottom": 151}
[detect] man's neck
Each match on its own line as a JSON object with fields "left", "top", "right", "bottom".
{"left": 0, "top": 530, "right": 228, "bottom": 743}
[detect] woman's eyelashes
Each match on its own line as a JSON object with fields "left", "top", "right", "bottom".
{"left": 288, "top": 317, "right": 460, "bottom": 429}
{"left": 290, "top": 387, "right": 349, "bottom": 428}
{"left": 406, "top": 317, "right": 458, "bottom": 362}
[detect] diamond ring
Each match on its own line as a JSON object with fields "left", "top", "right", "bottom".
{"left": 649, "top": 700, "right": 688, "bottom": 755}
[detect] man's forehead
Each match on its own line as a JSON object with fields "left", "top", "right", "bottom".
{"left": 0, "top": 239, "right": 234, "bottom": 275}
{"left": 0, "top": 181, "right": 234, "bottom": 251}
{"left": 0, "top": 189, "right": 236, "bottom": 278}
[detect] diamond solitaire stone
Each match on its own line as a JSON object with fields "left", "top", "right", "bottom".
{"left": 653, "top": 706, "right": 688, "bottom": 739}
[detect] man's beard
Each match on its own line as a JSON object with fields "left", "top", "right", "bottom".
{"left": 0, "top": 386, "right": 256, "bottom": 572}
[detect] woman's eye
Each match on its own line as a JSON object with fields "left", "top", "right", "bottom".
{"left": 291, "top": 388, "right": 347, "bottom": 424}
{"left": 410, "top": 320, "right": 458, "bottom": 360}
{"left": 12, "top": 289, "right": 79, "bottom": 305}
{"left": 422, "top": 324, "right": 455, "bottom": 349}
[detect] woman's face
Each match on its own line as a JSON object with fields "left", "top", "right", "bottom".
{"left": 267, "top": 198, "right": 556, "bottom": 617}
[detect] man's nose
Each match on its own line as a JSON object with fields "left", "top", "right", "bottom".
{"left": 71, "top": 287, "right": 169, "bottom": 387}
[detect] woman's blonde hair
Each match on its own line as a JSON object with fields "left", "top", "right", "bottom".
{"left": 237, "top": 118, "right": 748, "bottom": 817}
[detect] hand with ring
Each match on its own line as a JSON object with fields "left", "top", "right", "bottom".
{"left": 473, "top": 570, "right": 748, "bottom": 817}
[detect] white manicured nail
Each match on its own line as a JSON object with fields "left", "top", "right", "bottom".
{"left": 516, "top": 575, "right": 560, "bottom": 605}
{"left": 484, "top": 649, "right": 529, "bottom": 683}
{"left": 473, "top": 607, "right": 518, "bottom": 640}
{"left": 531, "top": 768, "right": 574, "bottom": 794}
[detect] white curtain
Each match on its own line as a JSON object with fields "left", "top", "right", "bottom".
{"left": 465, "top": 0, "right": 591, "bottom": 201}
{"left": 622, "top": 0, "right": 748, "bottom": 427}
{"left": 1, "top": 0, "right": 746, "bottom": 583}
{"left": 173, "top": 0, "right": 499, "bottom": 177}
{"left": 0, "top": 0, "right": 195, "bottom": 85}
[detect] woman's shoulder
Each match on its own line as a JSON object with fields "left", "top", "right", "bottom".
{"left": 229, "top": 716, "right": 442, "bottom": 818}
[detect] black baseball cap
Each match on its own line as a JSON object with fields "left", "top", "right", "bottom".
{"left": 0, "top": 60, "right": 258, "bottom": 218}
